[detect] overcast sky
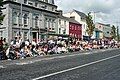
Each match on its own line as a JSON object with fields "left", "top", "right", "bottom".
{"left": 55, "top": 0, "right": 120, "bottom": 26}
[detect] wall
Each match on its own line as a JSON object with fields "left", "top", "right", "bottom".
{"left": 69, "top": 22, "right": 82, "bottom": 39}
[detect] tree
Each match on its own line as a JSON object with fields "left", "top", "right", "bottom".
{"left": 117, "top": 26, "right": 119, "bottom": 41}
{"left": 0, "top": 0, "right": 4, "bottom": 25}
{"left": 86, "top": 12, "right": 95, "bottom": 38}
{"left": 111, "top": 25, "right": 116, "bottom": 39}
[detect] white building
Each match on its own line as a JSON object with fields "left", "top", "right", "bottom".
{"left": 1, "top": 0, "right": 58, "bottom": 43}
{"left": 56, "top": 10, "right": 69, "bottom": 35}
{"left": 103, "top": 24, "right": 112, "bottom": 38}
{"left": 92, "top": 23, "right": 112, "bottom": 39}
{"left": 63, "top": 9, "right": 88, "bottom": 39}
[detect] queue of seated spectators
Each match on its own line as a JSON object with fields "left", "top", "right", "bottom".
{"left": 0, "top": 36, "right": 120, "bottom": 60}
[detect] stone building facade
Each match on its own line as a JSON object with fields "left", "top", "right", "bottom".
{"left": 1, "top": 0, "right": 58, "bottom": 43}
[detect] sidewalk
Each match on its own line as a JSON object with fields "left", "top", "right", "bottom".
{"left": 0, "top": 48, "right": 118, "bottom": 67}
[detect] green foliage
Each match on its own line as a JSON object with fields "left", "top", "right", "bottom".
{"left": 111, "top": 25, "right": 116, "bottom": 39}
{"left": 86, "top": 12, "right": 95, "bottom": 37}
{"left": 0, "top": 0, "right": 3, "bottom": 7}
{"left": 117, "top": 26, "right": 119, "bottom": 41}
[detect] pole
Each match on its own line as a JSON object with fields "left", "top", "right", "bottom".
{"left": 94, "top": 12, "right": 96, "bottom": 24}
{"left": 20, "top": 2, "right": 22, "bottom": 38}
{"left": 115, "top": 22, "right": 120, "bottom": 41}
{"left": 39, "top": 19, "right": 42, "bottom": 42}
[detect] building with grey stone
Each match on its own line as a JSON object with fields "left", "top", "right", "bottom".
{"left": 1, "top": 0, "right": 58, "bottom": 43}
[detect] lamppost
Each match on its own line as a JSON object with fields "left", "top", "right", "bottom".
{"left": 20, "top": 1, "right": 23, "bottom": 39}
{"left": 39, "top": 19, "right": 42, "bottom": 42}
{"left": 89, "top": 11, "right": 100, "bottom": 39}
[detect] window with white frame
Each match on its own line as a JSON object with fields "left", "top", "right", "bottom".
{"left": 52, "top": 20, "right": 54, "bottom": 30}
{"left": 18, "top": 13, "right": 23, "bottom": 26}
{"left": 23, "top": 14, "right": 28, "bottom": 26}
{"left": 63, "top": 29, "right": 66, "bottom": 34}
{"left": 0, "top": 31, "right": 3, "bottom": 37}
{"left": 44, "top": 18, "right": 47, "bottom": 29}
{"left": 28, "top": 2, "right": 33, "bottom": 6}
{"left": 35, "top": 16, "right": 39, "bottom": 28}
{"left": 35, "top": 2, "right": 38, "bottom": 7}
{"left": 59, "top": 28, "right": 61, "bottom": 34}
{"left": 13, "top": 12, "right": 18, "bottom": 25}
{"left": 59, "top": 19, "right": 61, "bottom": 25}
{"left": 48, "top": 19, "right": 51, "bottom": 30}
{"left": 64, "top": 21, "right": 66, "bottom": 26}
{"left": 53, "top": 21, "right": 56, "bottom": 28}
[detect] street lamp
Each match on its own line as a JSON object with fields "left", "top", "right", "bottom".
{"left": 39, "top": 19, "right": 42, "bottom": 42}
{"left": 89, "top": 11, "right": 100, "bottom": 39}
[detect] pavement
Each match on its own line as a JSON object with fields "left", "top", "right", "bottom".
{"left": 0, "top": 48, "right": 117, "bottom": 66}
{"left": 0, "top": 48, "right": 120, "bottom": 80}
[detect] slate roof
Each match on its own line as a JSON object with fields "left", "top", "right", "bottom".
{"left": 73, "top": 9, "right": 87, "bottom": 19}
{"left": 58, "top": 15, "right": 81, "bottom": 25}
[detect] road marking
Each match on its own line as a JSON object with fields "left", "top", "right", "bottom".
{"left": 32, "top": 53, "right": 120, "bottom": 80}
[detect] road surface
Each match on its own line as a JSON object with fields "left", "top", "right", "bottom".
{"left": 0, "top": 49, "right": 120, "bottom": 80}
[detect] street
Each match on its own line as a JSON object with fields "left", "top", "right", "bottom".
{"left": 0, "top": 49, "right": 120, "bottom": 80}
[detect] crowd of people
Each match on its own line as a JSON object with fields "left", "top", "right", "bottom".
{"left": 0, "top": 36, "right": 120, "bottom": 60}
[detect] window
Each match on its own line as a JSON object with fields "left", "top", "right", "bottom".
{"left": 35, "top": 16, "right": 39, "bottom": 28}
{"left": 28, "top": 2, "right": 33, "bottom": 6}
{"left": 59, "top": 28, "right": 61, "bottom": 34}
{"left": 72, "top": 26, "right": 74, "bottom": 30}
{"left": 75, "top": 26, "right": 76, "bottom": 30}
{"left": 24, "top": 0, "right": 27, "bottom": 4}
{"left": 18, "top": 13, "right": 22, "bottom": 26}
{"left": 63, "top": 29, "right": 66, "bottom": 34}
{"left": 0, "top": 31, "right": 3, "bottom": 37}
{"left": 35, "top": 2, "right": 38, "bottom": 7}
{"left": 41, "top": 5, "right": 47, "bottom": 9}
{"left": 84, "top": 24, "right": 86, "bottom": 29}
{"left": 59, "top": 20, "right": 61, "bottom": 25}
{"left": 23, "top": 14, "right": 28, "bottom": 26}
{"left": 52, "top": 7, "right": 54, "bottom": 11}
{"left": 64, "top": 21, "right": 66, "bottom": 26}
{"left": 53, "top": 21, "right": 56, "bottom": 28}
{"left": 69, "top": 25, "right": 72, "bottom": 30}
{"left": 12, "top": 0, "right": 17, "bottom": 2}
{"left": 45, "top": 0, "right": 48, "bottom": 3}
{"left": 13, "top": 12, "right": 17, "bottom": 25}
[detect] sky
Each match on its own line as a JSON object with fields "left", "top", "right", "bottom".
{"left": 55, "top": 0, "right": 120, "bottom": 26}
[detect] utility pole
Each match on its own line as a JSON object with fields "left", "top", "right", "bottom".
{"left": 20, "top": 1, "right": 23, "bottom": 39}
{"left": 39, "top": 19, "right": 42, "bottom": 42}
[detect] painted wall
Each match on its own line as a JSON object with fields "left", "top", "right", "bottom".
{"left": 63, "top": 11, "right": 88, "bottom": 39}
{"left": 69, "top": 22, "right": 82, "bottom": 39}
